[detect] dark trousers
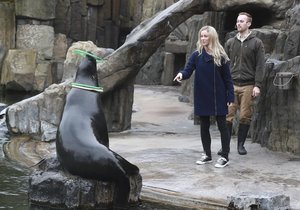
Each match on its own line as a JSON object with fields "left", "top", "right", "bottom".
{"left": 199, "top": 115, "right": 230, "bottom": 160}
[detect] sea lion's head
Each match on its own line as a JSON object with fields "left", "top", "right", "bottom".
{"left": 75, "top": 53, "right": 98, "bottom": 84}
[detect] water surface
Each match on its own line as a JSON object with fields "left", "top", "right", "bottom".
{"left": 0, "top": 120, "right": 30, "bottom": 210}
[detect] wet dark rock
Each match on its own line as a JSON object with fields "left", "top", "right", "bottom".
{"left": 29, "top": 157, "right": 142, "bottom": 209}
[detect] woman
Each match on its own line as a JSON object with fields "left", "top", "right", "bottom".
{"left": 174, "top": 25, "right": 234, "bottom": 168}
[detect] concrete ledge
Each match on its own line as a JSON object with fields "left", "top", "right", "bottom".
{"left": 142, "top": 186, "right": 227, "bottom": 210}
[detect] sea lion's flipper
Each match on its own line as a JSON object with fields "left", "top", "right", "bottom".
{"left": 112, "top": 151, "right": 139, "bottom": 175}
{"left": 92, "top": 117, "right": 109, "bottom": 147}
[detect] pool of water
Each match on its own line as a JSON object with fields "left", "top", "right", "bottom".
{"left": 0, "top": 119, "right": 30, "bottom": 210}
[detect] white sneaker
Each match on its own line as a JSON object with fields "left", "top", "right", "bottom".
{"left": 196, "top": 155, "right": 212, "bottom": 165}
{"left": 214, "top": 157, "right": 229, "bottom": 168}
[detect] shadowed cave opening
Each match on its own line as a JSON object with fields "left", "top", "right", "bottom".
{"left": 223, "top": 5, "right": 274, "bottom": 33}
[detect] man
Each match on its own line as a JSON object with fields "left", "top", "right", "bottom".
{"left": 221, "top": 12, "right": 265, "bottom": 155}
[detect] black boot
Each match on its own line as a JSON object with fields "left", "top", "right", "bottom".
{"left": 237, "top": 123, "right": 250, "bottom": 155}
{"left": 217, "top": 122, "right": 232, "bottom": 155}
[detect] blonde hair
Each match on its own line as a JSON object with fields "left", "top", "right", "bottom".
{"left": 196, "top": 25, "right": 229, "bottom": 66}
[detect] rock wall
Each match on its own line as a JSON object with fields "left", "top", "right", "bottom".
{"left": 252, "top": 57, "right": 300, "bottom": 154}
{"left": 0, "top": 0, "right": 180, "bottom": 132}
{"left": 0, "top": 0, "right": 141, "bottom": 92}
{"left": 0, "top": 0, "right": 144, "bottom": 132}
{"left": 250, "top": 4, "right": 300, "bottom": 155}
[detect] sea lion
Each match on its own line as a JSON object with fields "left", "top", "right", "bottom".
{"left": 56, "top": 54, "right": 139, "bottom": 209}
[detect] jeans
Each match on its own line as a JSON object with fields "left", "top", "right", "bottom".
{"left": 200, "top": 115, "right": 230, "bottom": 160}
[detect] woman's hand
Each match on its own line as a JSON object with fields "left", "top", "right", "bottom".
{"left": 173, "top": 73, "right": 183, "bottom": 83}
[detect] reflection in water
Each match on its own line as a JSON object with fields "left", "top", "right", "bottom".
{"left": 0, "top": 91, "right": 33, "bottom": 210}
{"left": 0, "top": 120, "right": 30, "bottom": 210}
{"left": 0, "top": 91, "right": 33, "bottom": 209}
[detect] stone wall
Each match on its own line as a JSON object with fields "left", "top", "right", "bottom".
{"left": 0, "top": 0, "right": 181, "bottom": 132}
{"left": 0, "top": 0, "right": 144, "bottom": 132}
{"left": 0, "top": 0, "right": 142, "bottom": 92}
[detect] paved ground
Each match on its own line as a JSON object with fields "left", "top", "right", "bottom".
{"left": 109, "top": 85, "right": 300, "bottom": 209}
{"left": 6, "top": 85, "right": 300, "bottom": 209}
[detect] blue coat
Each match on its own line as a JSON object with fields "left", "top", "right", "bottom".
{"left": 180, "top": 50, "right": 234, "bottom": 116}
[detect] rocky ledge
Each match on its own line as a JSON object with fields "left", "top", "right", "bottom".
{"left": 29, "top": 157, "right": 142, "bottom": 209}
